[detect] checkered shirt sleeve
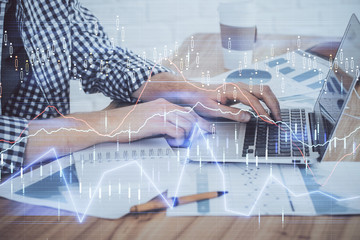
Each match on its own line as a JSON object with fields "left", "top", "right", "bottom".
{"left": 0, "top": 115, "right": 28, "bottom": 174}
{"left": 70, "top": 1, "right": 173, "bottom": 103}
{"left": 1, "top": 0, "right": 174, "bottom": 176}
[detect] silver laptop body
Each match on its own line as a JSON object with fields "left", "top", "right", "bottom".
{"left": 188, "top": 14, "right": 360, "bottom": 165}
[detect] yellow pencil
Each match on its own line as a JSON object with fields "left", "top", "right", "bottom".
{"left": 130, "top": 191, "right": 228, "bottom": 213}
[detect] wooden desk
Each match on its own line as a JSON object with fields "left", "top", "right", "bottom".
{"left": 1, "top": 34, "right": 359, "bottom": 239}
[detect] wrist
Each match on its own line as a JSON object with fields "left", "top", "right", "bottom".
{"left": 66, "top": 112, "right": 107, "bottom": 145}
{"left": 132, "top": 72, "right": 204, "bottom": 105}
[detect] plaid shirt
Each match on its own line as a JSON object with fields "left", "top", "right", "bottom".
{"left": 0, "top": 0, "right": 170, "bottom": 175}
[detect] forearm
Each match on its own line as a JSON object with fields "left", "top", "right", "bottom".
{"left": 132, "top": 72, "right": 202, "bottom": 105}
{"left": 24, "top": 111, "right": 108, "bottom": 166}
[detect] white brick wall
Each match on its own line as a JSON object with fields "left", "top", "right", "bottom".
{"left": 80, "top": 0, "right": 360, "bottom": 55}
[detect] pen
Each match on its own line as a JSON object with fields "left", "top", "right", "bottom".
{"left": 130, "top": 191, "right": 228, "bottom": 213}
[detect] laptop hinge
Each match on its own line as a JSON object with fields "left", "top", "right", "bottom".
{"left": 308, "top": 112, "right": 318, "bottom": 152}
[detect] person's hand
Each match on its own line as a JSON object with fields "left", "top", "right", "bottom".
{"left": 24, "top": 98, "right": 209, "bottom": 165}
{"left": 132, "top": 73, "right": 281, "bottom": 123}
{"left": 186, "top": 81, "right": 282, "bottom": 123}
{"left": 106, "top": 98, "right": 211, "bottom": 146}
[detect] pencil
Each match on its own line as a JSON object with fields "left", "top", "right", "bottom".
{"left": 130, "top": 191, "right": 228, "bottom": 213}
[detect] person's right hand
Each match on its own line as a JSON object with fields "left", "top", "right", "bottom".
{"left": 106, "top": 98, "right": 211, "bottom": 146}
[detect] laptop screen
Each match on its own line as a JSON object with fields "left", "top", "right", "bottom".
{"left": 314, "top": 14, "right": 360, "bottom": 159}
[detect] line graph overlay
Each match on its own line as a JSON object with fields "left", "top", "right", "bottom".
{"left": 0, "top": 54, "right": 305, "bottom": 144}
{"left": 2, "top": 101, "right": 360, "bottom": 185}
{"left": 1, "top": 56, "right": 359, "bottom": 180}
{"left": 195, "top": 128, "right": 360, "bottom": 216}
{"left": 1, "top": 124, "right": 359, "bottom": 222}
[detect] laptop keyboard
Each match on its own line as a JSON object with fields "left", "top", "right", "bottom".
{"left": 242, "top": 109, "right": 310, "bottom": 158}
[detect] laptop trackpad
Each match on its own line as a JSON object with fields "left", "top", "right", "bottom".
{"left": 188, "top": 122, "right": 246, "bottom": 161}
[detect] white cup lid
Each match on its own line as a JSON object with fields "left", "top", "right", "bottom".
{"left": 218, "top": 1, "right": 256, "bottom": 27}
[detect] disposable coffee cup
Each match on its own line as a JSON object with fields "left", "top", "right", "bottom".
{"left": 218, "top": 1, "right": 256, "bottom": 69}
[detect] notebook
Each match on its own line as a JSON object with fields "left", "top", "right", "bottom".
{"left": 68, "top": 137, "right": 182, "bottom": 219}
{"left": 0, "top": 137, "right": 181, "bottom": 219}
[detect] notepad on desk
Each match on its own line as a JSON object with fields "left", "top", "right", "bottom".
{"left": 67, "top": 138, "right": 181, "bottom": 219}
{"left": 73, "top": 138, "right": 175, "bottom": 187}
{"left": 67, "top": 137, "right": 183, "bottom": 219}
{"left": 0, "top": 137, "right": 183, "bottom": 219}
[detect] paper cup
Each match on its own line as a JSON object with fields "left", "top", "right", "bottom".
{"left": 218, "top": 1, "right": 256, "bottom": 69}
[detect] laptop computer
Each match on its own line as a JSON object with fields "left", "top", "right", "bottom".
{"left": 188, "top": 14, "right": 360, "bottom": 165}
